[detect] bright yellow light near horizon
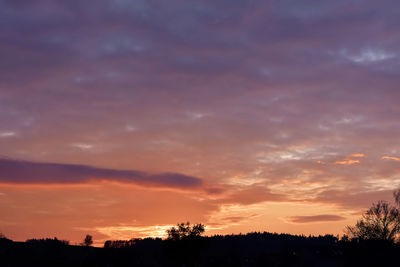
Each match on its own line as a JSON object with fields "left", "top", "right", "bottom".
{"left": 93, "top": 225, "right": 174, "bottom": 241}
{"left": 89, "top": 223, "right": 220, "bottom": 246}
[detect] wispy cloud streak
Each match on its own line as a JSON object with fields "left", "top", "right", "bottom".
{"left": 286, "top": 215, "right": 346, "bottom": 223}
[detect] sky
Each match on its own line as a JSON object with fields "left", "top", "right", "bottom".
{"left": 1, "top": 0, "right": 400, "bottom": 246}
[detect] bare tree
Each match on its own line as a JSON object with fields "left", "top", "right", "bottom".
{"left": 346, "top": 199, "right": 400, "bottom": 242}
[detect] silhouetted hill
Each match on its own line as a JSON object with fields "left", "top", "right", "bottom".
{"left": 1, "top": 233, "right": 399, "bottom": 266}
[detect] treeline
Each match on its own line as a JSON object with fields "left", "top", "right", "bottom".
{"left": 1, "top": 231, "right": 399, "bottom": 266}
{"left": 104, "top": 238, "right": 162, "bottom": 249}
{"left": 26, "top": 237, "right": 70, "bottom": 246}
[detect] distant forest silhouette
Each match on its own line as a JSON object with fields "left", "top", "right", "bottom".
{"left": 2, "top": 190, "right": 400, "bottom": 266}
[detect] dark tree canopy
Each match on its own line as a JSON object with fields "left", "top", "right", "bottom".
{"left": 167, "top": 222, "right": 205, "bottom": 240}
{"left": 346, "top": 199, "right": 400, "bottom": 241}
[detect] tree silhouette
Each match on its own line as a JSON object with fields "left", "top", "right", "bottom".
{"left": 167, "top": 222, "right": 205, "bottom": 241}
{"left": 166, "top": 222, "right": 207, "bottom": 266}
{"left": 82, "top": 234, "right": 93, "bottom": 246}
{"left": 346, "top": 199, "right": 400, "bottom": 241}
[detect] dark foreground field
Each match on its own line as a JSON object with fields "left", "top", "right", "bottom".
{"left": 1, "top": 233, "right": 399, "bottom": 267}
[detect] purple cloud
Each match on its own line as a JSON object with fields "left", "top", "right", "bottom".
{"left": 0, "top": 158, "right": 202, "bottom": 189}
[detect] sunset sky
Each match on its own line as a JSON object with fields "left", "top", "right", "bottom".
{"left": 1, "top": 0, "right": 400, "bottom": 246}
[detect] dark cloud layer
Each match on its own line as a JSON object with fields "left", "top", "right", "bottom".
{"left": 0, "top": 158, "right": 202, "bottom": 188}
{"left": 287, "top": 215, "right": 346, "bottom": 223}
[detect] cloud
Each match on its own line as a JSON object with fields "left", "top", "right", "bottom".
{"left": 349, "top": 153, "right": 365, "bottom": 158}
{"left": 382, "top": 156, "right": 400, "bottom": 162}
{"left": 0, "top": 158, "right": 203, "bottom": 189}
{"left": 315, "top": 189, "right": 395, "bottom": 209}
{"left": 286, "top": 215, "right": 346, "bottom": 223}
{"left": 221, "top": 214, "right": 259, "bottom": 224}
{"left": 334, "top": 159, "right": 360, "bottom": 165}
{"left": 221, "top": 186, "right": 286, "bottom": 205}
{"left": 71, "top": 143, "right": 94, "bottom": 150}
{"left": 0, "top": 131, "right": 16, "bottom": 138}
{"left": 334, "top": 153, "right": 366, "bottom": 165}
{"left": 347, "top": 49, "right": 395, "bottom": 64}
{"left": 335, "top": 159, "right": 360, "bottom": 165}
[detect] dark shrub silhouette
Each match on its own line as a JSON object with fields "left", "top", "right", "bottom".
{"left": 0, "top": 232, "right": 12, "bottom": 246}
{"left": 82, "top": 234, "right": 93, "bottom": 246}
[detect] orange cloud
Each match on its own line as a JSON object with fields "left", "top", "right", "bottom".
{"left": 382, "top": 156, "right": 400, "bottom": 162}
{"left": 334, "top": 153, "right": 365, "bottom": 165}
{"left": 349, "top": 153, "right": 365, "bottom": 158}
{"left": 335, "top": 159, "right": 360, "bottom": 165}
